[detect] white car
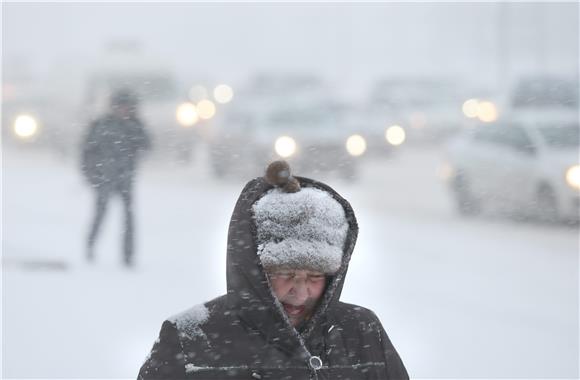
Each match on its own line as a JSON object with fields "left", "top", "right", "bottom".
{"left": 444, "top": 119, "right": 579, "bottom": 222}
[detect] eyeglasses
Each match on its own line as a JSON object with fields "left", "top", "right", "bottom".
{"left": 267, "top": 271, "right": 327, "bottom": 285}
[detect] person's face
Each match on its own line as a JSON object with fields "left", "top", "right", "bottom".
{"left": 113, "top": 103, "right": 134, "bottom": 118}
{"left": 267, "top": 269, "right": 327, "bottom": 327}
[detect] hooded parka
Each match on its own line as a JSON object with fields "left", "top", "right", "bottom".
{"left": 138, "top": 176, "right": 409, "bottom": 380}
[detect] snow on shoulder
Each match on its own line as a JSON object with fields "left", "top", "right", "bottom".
{"left": 169, "top": 304, "right": 210, "bottom": 339}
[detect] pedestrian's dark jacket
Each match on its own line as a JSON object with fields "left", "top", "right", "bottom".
{"left": 138, "top": 176, "right": 409, "bottom": 380}
{"left": 81, "top": 114, "right": 151, "bottom": 187}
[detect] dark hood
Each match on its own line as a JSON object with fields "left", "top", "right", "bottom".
{"left": 225, "top": 175, "right": 359, "bottom": 352}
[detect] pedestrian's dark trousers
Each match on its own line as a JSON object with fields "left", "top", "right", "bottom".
{"left": 87, "top": 180, "right": 134, "bottom": 263}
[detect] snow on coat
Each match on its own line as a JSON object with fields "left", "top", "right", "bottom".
{"left": 138, "top": 176, "right": 409, "bottom": 380}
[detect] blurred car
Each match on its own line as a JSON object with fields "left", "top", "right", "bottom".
{"left": 443, "top": 118, "right": 579, "bottom": 223}
{"left": 2, "top": 63, "right": 81, "bottom": 156}
{"left": 510, "top": 75, "right": 578, "bottom": 111}
{"left": 3, "top": 82, "right": 59, "bottom": 149}
{"left": 208, "top": 99, "right": 366, "bottom": 181}
{"left": 340, "top": 103, "right": 401, "bottom": 159}
{"left": 367, "top": 78, "right": 469, "bottom": 145}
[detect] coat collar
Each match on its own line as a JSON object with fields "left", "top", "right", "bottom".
{"left": 234, "top": 296, "right": 309, "bottom": 359}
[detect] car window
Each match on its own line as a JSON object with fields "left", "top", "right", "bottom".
{"left": 511, "top": 78, "right": 579, "bottom": 109}
{"left": 537, "top": 124, "right": 580, "bottom": 148}
{"left": 472, "top": 124, "right": 535, "bottom": 153}
{"left": 473, "top": 125, "right": 499, "bottom": 144}
{"left": 268, "top": 106, "right": 342, "bottom": 129}
{"left": 472, "top": 125, "right": 506, "bottom": 146}
{"left": 502, "top": 126, "right": 535, "bottom": 152}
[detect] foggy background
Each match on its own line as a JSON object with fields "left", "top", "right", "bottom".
{"left": 2, "top": 2, "right": 579, "bottom": 379}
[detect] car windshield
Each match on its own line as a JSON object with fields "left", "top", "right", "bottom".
{"left": 371, "top": 81, "right": 460, "bottom": 107}
{"left": 537, "top": 125, "right": 580, "bottom": 148}
{"left": 512, "top": 79, "right": 579, "bottom": 109}
{"left": 267, "top": 105, "right": 343, "bottom": 129}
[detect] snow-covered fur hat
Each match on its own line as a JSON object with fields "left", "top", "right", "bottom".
{"left": 252, "top": 161, "right": 348, "bottom": 274}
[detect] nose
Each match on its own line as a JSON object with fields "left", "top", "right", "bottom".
{"left": 289, "top": 278, "right": 310, "bottom": 304}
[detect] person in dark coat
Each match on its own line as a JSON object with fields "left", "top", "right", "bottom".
{"left": 81, "top": 88, "right": 151, "bottom": 267}
{"left": 138, "top": 161, "right": 408, "bottom": 379}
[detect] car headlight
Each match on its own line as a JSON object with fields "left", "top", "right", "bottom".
{"left": 565, "top": 165, "right": 580, "bottom": 190}
{"left": 13, "top": 114, "right": 39, "bottom": 139}
{"left": 346, "top": 134, "right": 366, "bottom": 156}
{"left": 385, "top": 125, "right": 406, "bottom": 146}
{"left": 176, "top": 102, "right": 199, "bottom": 127}
{"left": 275, "top": 136, "right": 297, "bottom": 158}
{"left": 213, "top": 84, "right": 234, "bottom": 104}
{"left": 197, "top": 99, "right": 216, "bottom": 120}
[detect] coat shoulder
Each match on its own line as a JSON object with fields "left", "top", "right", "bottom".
{"left": 330, "top": 301, "right": 386, "bottom": 336}
{"left": 167, "top": 295, "right": 228, "bottom": 339}
{"left": 334, "top": 301, "right": 381, "bottom": 324}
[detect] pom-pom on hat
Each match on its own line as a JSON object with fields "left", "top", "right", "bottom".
{"left": 253, "top": 161, "right": 348, "bottom": 274}
{"left": 264, "top": 160, "right": 301, "bottom": 193}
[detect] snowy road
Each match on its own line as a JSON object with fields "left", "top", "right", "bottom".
{"left": 3, "top": 146, "right": 578, "bottom": 378}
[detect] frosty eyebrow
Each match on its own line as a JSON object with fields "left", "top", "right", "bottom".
{"left": 267, "top": 272, "right": 326, "bottom": 279}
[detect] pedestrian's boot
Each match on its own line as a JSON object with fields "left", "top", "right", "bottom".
{"left": 123, "top": 255, "right": 134, "bottom": 268}
{"left": 123, "top": 242, "right": 134, "bottom": 268}
{"left": 86, "top": 243, "right": 95, "bottom": 263}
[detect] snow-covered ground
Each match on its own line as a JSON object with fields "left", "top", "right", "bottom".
{"left": 3, "top": 145, "right": 578, "bottom": 378}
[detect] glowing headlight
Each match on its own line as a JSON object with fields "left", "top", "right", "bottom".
{"left": 176, "top": 103, "right": 199, "bottom": 127}
{"left": 275, "top": 136, "right": 297, "bottom": 158}
{"left": 213, "top": 84, "right": 234, "bottom": 104}
{"left": 477, "top": 101, "right": 498, "bottom": 123}
{"left": 565, "top": 165, "right": 580, "bottom": 190}
{"left": 386, "top": 125, "right": 406, "bottom": 146}
{"left": 346, "top": 135, "right": 367, "bottom": 156}
{"left": 197, "top": 100, "right": 216, "bottom": 120}
{"left": 13, "top": 115, "right": 39, "bottom": 138}
{"left": 462, "top": 99, "right": 479, "bottom": 118}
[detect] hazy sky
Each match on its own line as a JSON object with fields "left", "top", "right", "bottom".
{"left": 3, "top": 2, "right": 578, "bottom": 96}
